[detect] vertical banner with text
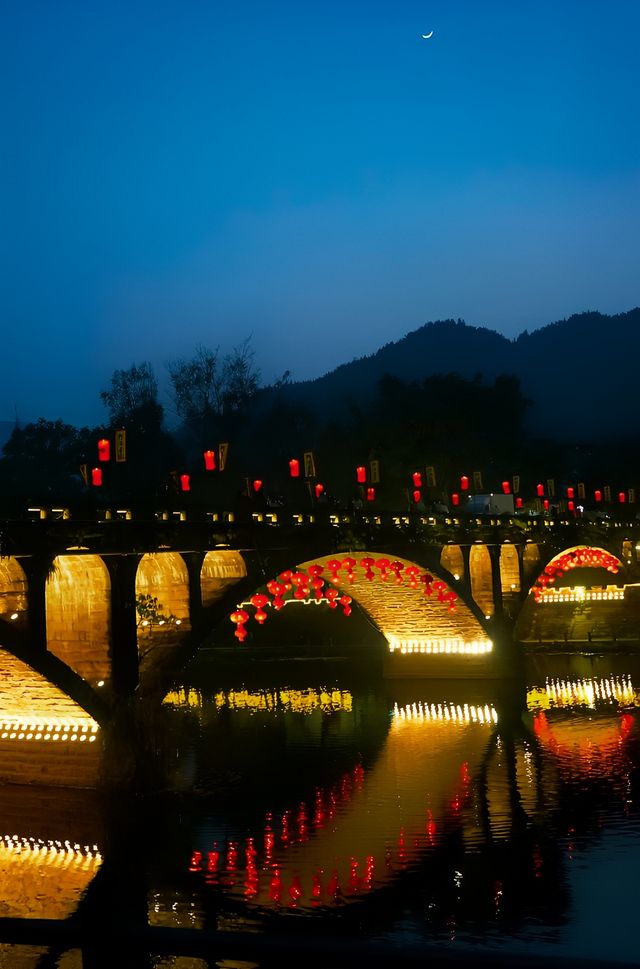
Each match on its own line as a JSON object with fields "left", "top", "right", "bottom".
{"left": 115, "top": 429, "right": 127, "bottom": 463}
{"left": 218, "top": 442, "right": 229, "bottom": 471}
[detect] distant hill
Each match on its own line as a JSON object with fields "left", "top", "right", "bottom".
{"left": 280, "top": 308, "right": 640, "bottom": 440}
{"left": 0, "top": 422, "right": 14, "bottom": 452}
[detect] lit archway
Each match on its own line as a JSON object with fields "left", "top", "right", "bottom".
{"left": 201, "top": 550, "right": 247, "bottom": 607}
{"left": 470, "top": 544, "right": 494, "bottom": 618}
{"left": 440, "top": 544, "right": 464, "bottom": 581}
{"left": 46, "top": 555, "right": 111, "bottom": 684}
{"left": 0, "top": 557, "right": 28, "bottom": 629}
{"left": 136, "top": 553, "right": 191, "bottom": 671}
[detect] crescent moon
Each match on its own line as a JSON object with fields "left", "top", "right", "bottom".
{"left": 421, "top": 30, "right": 434, "bottom": 38}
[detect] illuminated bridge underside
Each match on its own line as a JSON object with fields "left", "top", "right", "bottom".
{"left": 0, "top": 652, "right": 100, "bottom": 788}
{"left": 298, "top": 554, "right": 491, "bottom": 657}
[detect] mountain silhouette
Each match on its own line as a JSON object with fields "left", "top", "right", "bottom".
{"left": 282, "top": 308, "right": 640, "bottom": 440}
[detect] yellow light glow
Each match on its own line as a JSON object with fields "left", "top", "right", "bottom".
{"left": 526, "top": 675, "right": 636, "bottom": 711}
{"left": 163, "top": 686, "right": 353, "bottom": 714}
{"left": 0, "top": 717, "right": 99, "bottom": 743}
{"left": 392, "top": 700, "right": 497, "bottom": 726}
{"left": 387, "top": 636, "right": 493, "bottom": 655}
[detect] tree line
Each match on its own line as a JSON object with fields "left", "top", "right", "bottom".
{"left": 0, "top": 337, "right": 637, "bottom": 515}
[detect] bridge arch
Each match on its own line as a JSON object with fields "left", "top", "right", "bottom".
{"left": 469, "top": 544, "right": 494, "bottom": 618}
{"left": 288, "top": 553, "right": 493, "bottom": 670}
{"left": 136, "top": 552, "right": 191, "bottom": 672}
{"left": 201, "top": 550, "right": 247, "bottom": 607}
{"left": 440, "top": 544, "right": 464, "bottom": 581}
{"left": 0, "top": 556, "right": 28, "bottom": 629}
{"left": 46, "top": 554, "right": 111, "bottom": 685}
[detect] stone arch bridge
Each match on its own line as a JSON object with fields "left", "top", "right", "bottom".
{"left": 0, "top": 515, "right": 638, "bottom": 721}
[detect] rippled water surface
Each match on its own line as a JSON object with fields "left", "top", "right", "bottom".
{"left": 4, "top": 650, "right": 640, "bottom": 967}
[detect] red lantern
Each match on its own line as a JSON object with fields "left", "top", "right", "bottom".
{"left": 516, "top": 497, "right": 523, "bottom": 509}
{"left": 250, "top": 593, "right": 269, "bottom": 623}
{"left": 404, "top": 565, "right": 421, "bottom": 588}
{"left": 180, "top": 473, "right": 190, "bottom": 492}
{"left": 451, "top": 493, "right": 460, "bottom": 506}
{"left": 536, "top": 483, "right": 544, "bottom": 497}
{"left": 543, "top": 499, "right": 550, "bottom": 511}
{"left": 366, "top": 486, "right": 375, "bottom": 502}
{"left": 326, "top": 559, "right": 342, "bottom": 583}
{"left": 412, "top": 471, "right": 422, "bottom": 488}
{"left": 97, "top": 438, "right": 110, "bottom": 462}
{"left": 267, "top": 580, "right": 286, "bottom": 610}
{"left": 291, "top": 571, "right": 310, "bottom": 599}
{"left": 339, "top": 595, "right": 352, "bottom": 617}
{"left": 567, "top": 487, "right": 575, "bottom": 500}
{"left": 375, "top": 557, "right": 390, "bottom": 581}
{"left": 203, "top": 450, "right": 216, "bottom": 471}
{"left": 568, "top": 500, "right": 575, "bottom": 512}
{"left": 289, "top": 458, "right": 300, "bottom": 478}
{"left": 502, "top": 481, "right": 511, "bottom": 495}
{"left": 594, "top": 489, "right": 602, "bottom": 503}
{"left": 315, "top": 483, "right": 324, "bottom": 499}
{"left": 360, "top": 557, "right": 376, "bottom": 581}
{"left": 324, "top": 587, "right": 339, "bottom": 609}
{"left": 389, "top": 561, "right": 405, "bottom": 584}
{"left": 91, "top": 467, "right": 102, "bottom": 487}
{"left": 356, "top": 466, "right": 366, "bottom": 483}
{"left": 342, "top": 557, "right": 356, "bottom": 582}
{"left": 460, "top": 475, "right": 469, "bottom": 491}
{"left": 619, "top": 491, "right": 626, "bottom": 504}
{"left": 278, "top": 570, "right": 293, "bottom": 591}
{"left": 252, "top": 479, "right": 263, "bottom": 494}
{"left": 412, "top": 489, "right": 421, "bottom": 504}
{"left": 420, "top": 573, "right": 434, "bottom": 595}
{"left": 230, "top": 609, "right": 249, "bottom": 641}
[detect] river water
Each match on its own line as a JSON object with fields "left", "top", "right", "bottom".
{"left": 3, "top": 649, "right": 640, "bottom": 967}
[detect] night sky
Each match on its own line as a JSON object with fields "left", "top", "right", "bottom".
{"left": 2, "top": 0, "right": 639, "bottom": 425}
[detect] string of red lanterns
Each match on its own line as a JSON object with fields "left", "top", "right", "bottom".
{"left": 531, "top": 548, "right": 621, "bottom": 603}
{"left": 229, "top": 558, "right": 458, "bottom": 641}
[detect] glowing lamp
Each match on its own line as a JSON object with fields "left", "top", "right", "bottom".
{"left": 451, "top": 492, "right": 460, "bottom": 506}
{"left": 412, "top": 471, "right": 422, "bottom": 488}
{"left": 315, "top": 483, "right": 324, "bottom": 499}
{"left": 536, "top": 483, "right": 544, "bottom": 497}
{"left": 516, "top": 497, "right": 523, "bottom": 509}
{"left": 567, "top": 487, "right": 575, "bottom": 500}
{"left": 501, "top": 481, "right": 510, "bottom": 495}
{"left": 97, "top": 439, "right": 110, "bottom": 462}
{"left": 230, "top": 609, "right": 249, "bottom": 642}
{"left": 619, "top": 491, "right": 626, "bottom": 504}
{"left": 180, "top": 474, "right": 190, "bottom": 492}
{"left": 366, "top": 486, "right": 375, "bottom": 502}
{"left": 289, "top": 458, "right": 300, "bottom": 478}
{"left": 91, "top": 467, "right": 102, "bottom": 487}
{"left": 356, "top": 466, "right": 366, "bottom": 483}
{"left": 203, "top": 450, "right": 216, "bottom": 471}
{"left": 594, "top": 489, "right": 602, "bottom": 502}
{"left": 252, "top": 479, "right": 263, "bottom": 494}
{"left": 412, "top": 489, "right": 421, "bottom": 504}
{"left": 460, "top": 475, "right": 469, "bottom": 491}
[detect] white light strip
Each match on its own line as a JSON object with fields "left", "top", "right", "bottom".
{"left": 392, "top": 701, "right": 498, "bottom": 725}
{"left": 0, "top": 834, "right": 102, "bottom": 865}
{"left": 539, "top": 587, "right": 624, "bottom": 604}
{"left": 387, "top": 637, "right": 493, "bottom": 655}
{"left": 0, "top": 718, "right": 99, "bottom": 743}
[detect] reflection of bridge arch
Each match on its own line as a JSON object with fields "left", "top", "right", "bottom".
{"left": 46, "top": 554, "right": 111, "bottom": 685}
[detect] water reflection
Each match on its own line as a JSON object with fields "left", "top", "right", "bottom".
{"left": 1, "top": 653, "right": 640, "bottom": 964}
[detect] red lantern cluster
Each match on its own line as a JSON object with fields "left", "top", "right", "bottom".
{"left": 228, "top": 557, "right": 460, "bottom": 637}
{"left": 532, "top": 547, "right": 621, "bottom": 602}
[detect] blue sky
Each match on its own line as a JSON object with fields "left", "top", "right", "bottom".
{"left": 2, "top": 0, "right": 639, "bottom": 424}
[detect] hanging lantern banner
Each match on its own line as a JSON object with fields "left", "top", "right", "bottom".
{"left": 546, "top": 478, "right": 555, "bottom": 497}
{"left": 218, "top": 442, "right": 229, "bottom": 471}
{"left": 425, "top": 466, "right": 436, "bottom": 488}
{"left": 577, "top": 482, "right": 585, "bottom": 500}
{"left": 370, "top": 459, "right": 380, "bottom": 484}
{"left": 472, "top": 471, "right": 483, "bottom": 491}
{"left": 604, "top": 485, "right": 612, "bottom": 502}
{"left": 115, "top": 429, "right": 127, "bottom": 463}
{"left": 304, "top": 452, "right": 316, "bottom": 478}
{"left": 629, "top": 488, "right": 636, "bottom": 504}
{"left": 512, "top": 474, "right": 520, "bottom": 494}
